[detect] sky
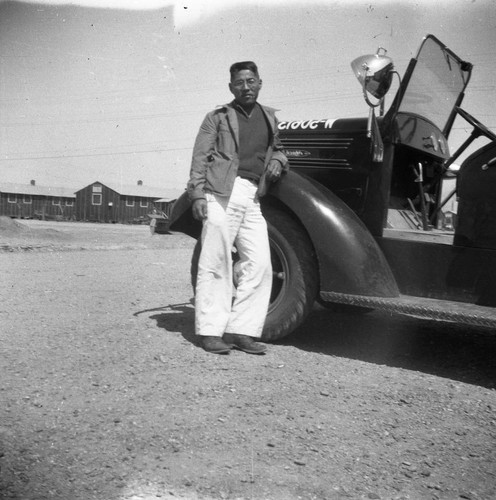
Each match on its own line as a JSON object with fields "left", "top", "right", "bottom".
{"left": 0, "top": 0, "right": 495, "bottom": 194}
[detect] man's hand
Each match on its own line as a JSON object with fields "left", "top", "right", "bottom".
{"left": 192, "top": 199, "right": 208, "bottom": 220}
{"left": 265, "top": 159, "right": 283, "bottom": 182}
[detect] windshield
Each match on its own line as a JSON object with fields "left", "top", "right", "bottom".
{"left": 398, "top": 36, "right": 471, "bottom": 135}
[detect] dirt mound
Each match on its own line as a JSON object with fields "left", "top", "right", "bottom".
{"left": 0, "top": 216, "right": 30, "bottom": 235}
{"left": 0, "top": 217, "right": 72, "bottom": 252}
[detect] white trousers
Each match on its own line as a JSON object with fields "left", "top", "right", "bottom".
{"left": 195, "top": 177, "right": 272, "bottom": 338}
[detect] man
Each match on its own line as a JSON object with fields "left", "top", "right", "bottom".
{"left": 187, "top": 61, "right": 289, "bottom": 355}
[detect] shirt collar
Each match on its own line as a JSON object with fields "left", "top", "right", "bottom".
{"left": 232, "top": 100, "right": 259, "bottom": 118}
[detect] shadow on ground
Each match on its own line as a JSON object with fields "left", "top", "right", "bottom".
{"left": 283, "top": 304, "right": 496, "bottom": 389}
{"left": 135, "top": 301, "right": 197, "bottom": 345}
{"left": 139, "top": 301, "right": 496, "bottom": 389}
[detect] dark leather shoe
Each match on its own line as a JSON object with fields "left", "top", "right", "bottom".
{"left": 200, "top": 336, "right": 232, "bottom": 354}
{"left": 223, "top": 333, "right": 267, "bottom": 354}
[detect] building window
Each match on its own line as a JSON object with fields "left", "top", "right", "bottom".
{"left": 126, "top": 197, "right": 135, "bottom": 207}
{"left": 52, "top": 198, "right": 61, "bottom": 206}
{"left": 92, "top": 194, "right": 102, "bottom": 205}
{"left": 7, "top": 194, "right": 17, "bottom": 203}
{"left": 92, "top": 185, "right": 102, "bottom": 193}
{"left": 23, "top": 195, "right": 32, "bottom": 204}
{"left": 140, "top": 198, "right": 148, "bottom": 208}
{"left": 65, "top": 199, "right": 74, "bottom": 206}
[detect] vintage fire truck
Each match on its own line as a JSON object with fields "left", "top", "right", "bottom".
{"left": 169, "top": 34, "right": 496, "bottom": 340}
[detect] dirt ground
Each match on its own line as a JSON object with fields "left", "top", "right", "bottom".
{"left": 1, "top": 217, "right": 496, "bottom": 500}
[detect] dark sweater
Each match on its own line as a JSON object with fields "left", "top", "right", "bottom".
{"left": 234, "top": 103, "right": 270, "bottom": 182}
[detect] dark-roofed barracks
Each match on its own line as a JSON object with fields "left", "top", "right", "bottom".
{"left": 0, "top": 179, "right": 182, "bottom": 224}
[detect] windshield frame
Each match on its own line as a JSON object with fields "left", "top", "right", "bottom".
{"left": 385, "top": 34, "right": 472, "bottom": 138}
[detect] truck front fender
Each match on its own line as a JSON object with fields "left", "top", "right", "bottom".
{"left": 266, "top": 171, "right": 399, "bottom": 298}
{"left": 169, "top": 171, "right": 399, "bottom": 298}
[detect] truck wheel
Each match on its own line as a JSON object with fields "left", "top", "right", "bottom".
{"left": 190, "top": 241, "right": 201, "bottom": 291}
{"left": 190, "top": 208, "right": 318, "bottom": 342}
{"left": 263, "top": 207, "right": 318, "bottom": 341}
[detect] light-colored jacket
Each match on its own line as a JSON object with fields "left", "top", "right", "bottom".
{"left": 187, "top": 101, "right": 289, "bottom": 201}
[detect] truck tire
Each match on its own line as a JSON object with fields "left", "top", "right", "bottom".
{"left": 263, "top": 207, "right": 319, "bottom": 341}
{"left": 190, "top": 241, "right": 201, "bottom": 291}
{"left": 190, "top": 208, "right": 319, "bottom": 341}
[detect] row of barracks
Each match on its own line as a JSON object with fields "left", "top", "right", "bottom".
{"left": 0, "top": 180, "right": 183, "bottom": 224}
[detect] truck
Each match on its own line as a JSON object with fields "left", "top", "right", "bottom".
{"left": 169, "top": 34, "right": 496, "bottom": 341}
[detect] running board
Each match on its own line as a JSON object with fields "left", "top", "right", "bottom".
{"left": 320, "top": 291, "right": 496, "bottom": 330}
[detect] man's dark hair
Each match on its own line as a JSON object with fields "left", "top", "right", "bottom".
{"left": 229, "top": 61, "right": 259, "bottom": 80}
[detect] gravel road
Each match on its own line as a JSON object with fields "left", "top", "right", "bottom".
{"left": 1, "top": 218, "right": 495, "bottom": 500}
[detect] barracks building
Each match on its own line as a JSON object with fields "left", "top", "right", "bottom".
{"left": 0, "top": 180, "right": 182, "bottom": 224}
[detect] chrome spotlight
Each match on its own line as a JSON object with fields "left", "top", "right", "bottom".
{"left": 351, "top": 48, "right": 394, "bottom": 106}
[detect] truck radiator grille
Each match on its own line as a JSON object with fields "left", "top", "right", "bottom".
{"left": 282, "top": 137, "right": 355, "bottom": 169}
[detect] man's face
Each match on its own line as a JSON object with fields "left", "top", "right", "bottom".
{"left": 229, "top": 69, "right": 262, "bottom": 108}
